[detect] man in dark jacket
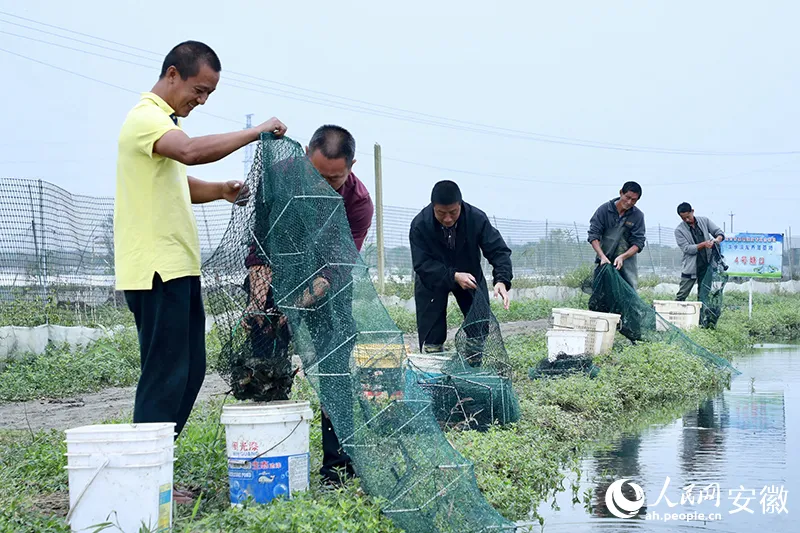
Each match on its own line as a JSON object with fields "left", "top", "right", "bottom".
{"left": 409, "top": 181, "right": 513, "bottom": 356}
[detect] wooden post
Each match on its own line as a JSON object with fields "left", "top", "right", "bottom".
{"left": 374, "top": 143, "right": 385, "bottom": 294}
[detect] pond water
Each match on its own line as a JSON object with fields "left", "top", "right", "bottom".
{"left": 524, "top": 344, "right": 799, "bottom": 532}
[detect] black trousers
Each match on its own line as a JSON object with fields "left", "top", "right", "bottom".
{"left": 416, "top": 285, "right": 477, "bottom": 349}
{"left": 302, "top": 285, "right": 356, "bottom": 482}
{"left": 124, "top": 274, "right": 206, "bottom": 437}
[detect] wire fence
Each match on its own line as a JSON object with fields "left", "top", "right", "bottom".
{"left": 0, "top": 177, "right": 687, "bottom": 313}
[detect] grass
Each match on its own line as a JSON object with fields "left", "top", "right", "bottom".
{"left": 0, "top": 299, "right": 134, "bottom": 328}
{"left": 0, "top": 382, "right": 401, "bottom": 533}
{"left": 0, "top": 330, "right": 141, "bottom": 401}
{"left": 386, "top": 295, "right": 589, "bottom": 335}
{"left": 1, "top": 292, "right": 798, "bottom": 530}
{"left": 450, "top": 331, "right": 733, "bottom": 519}
{"left": 0, "top": 324, "right": 739, "bottom": 531}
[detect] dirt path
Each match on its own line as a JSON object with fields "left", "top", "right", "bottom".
{"left": 0, "top": 319, "right": 547, "bottom": 432}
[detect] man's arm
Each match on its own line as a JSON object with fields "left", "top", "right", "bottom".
{"left": 349, "top": 198, "right": 375, "bottom": 252}
{"left": 188, "top": 176, "right": 249, "bottom": 205}
{"left": 188, "top": 176, "right": 224, "bottom": 204}
{"left": 591, "top": 239, "right": 611, "bottom": 264}
{"left": 153, "top": 117, "right": 286, "bottom": 166}
{"left": 628, "top": 213, "right": 646, "bottom": 254}
{"left": 587, "top": 205, "right": 606, "bottom": 245}
{"left": 478, "top": 216, "right": 513, "bottom": 290}
{"left": 587, "top": 205, "right": 611, "bottom": 264}
{"left": 706, "top": 218, "right": 725, "bottom": 242}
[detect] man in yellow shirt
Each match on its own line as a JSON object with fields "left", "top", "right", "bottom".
{"left": 115, "top": 41, "right": 287, "bottom": 448}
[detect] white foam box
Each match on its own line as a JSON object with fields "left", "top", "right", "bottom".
{"left": 545, "top": 329, "right": 590, "bottom": 362}
{"left": 653, "top": 300, "right": 702, "bottom": 331}
{"left": 551, "top": 308, "right": 621, "bottom": 355}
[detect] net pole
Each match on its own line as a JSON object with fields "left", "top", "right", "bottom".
{"left": 790, "top": 226, "right": 794, "bottom": 280}
{"left": 374, "top": 143, "right": 385, "bottom": 294}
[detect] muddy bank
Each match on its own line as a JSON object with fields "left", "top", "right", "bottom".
{"left": 0, "top": 319, "right": 548, "bottom": 432}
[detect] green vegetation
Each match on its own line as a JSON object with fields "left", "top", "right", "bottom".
{"left": 1, "top": 292, "right": 798, "bottom": 530}
{"left": 386, "top": 295, "right": 589, "bottom": 336}
{"left": 0, "top": 331, "right": 140, "bottom": 401}
{"left": 0, "top": 394, "right": 402, "bottom": 533}
{"left": 0, "top": 299, "right": 134, "bottom": 328}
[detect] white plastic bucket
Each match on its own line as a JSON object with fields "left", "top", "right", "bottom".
{"left": 64, "top": 422, "right": 176, "bottom": 533}
{"left": 546, "top": 329, "right": 589, "bottom": 362}
{"left": 405, "top": 352, "right": 452, "bottom": 376}
{"left": 221, "top": 401, "right": 313, "bottom": 506}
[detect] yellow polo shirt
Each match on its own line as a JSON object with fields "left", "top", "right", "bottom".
{"left": 114, "top": 92, "right": 201, "bottom": 290}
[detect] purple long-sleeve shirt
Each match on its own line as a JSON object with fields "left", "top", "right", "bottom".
{"left": 337, "top": 172, "right": 374, "bottom": 252}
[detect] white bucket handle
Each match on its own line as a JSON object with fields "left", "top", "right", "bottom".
{"left": 65, "top": 457, "right": 109, "bottom": 524}
{"left": 248, "top": 419, "right": 303, "bottom": 462}
{"left": 552, "top": 319, "right": 610, "bottom": 333}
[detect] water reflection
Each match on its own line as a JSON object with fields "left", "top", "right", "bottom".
{"left": 680, "top": 398, "right": 727, "bottom": 480}
{"left": 591, "top": 435, "right": 644, "bottom": 518}
{"left": 532, "top": 345, "right": 798, "bottom": 532}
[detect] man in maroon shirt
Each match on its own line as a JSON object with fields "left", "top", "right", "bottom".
{"left": 246, "top": 125, "right": 373, "bottom": 486}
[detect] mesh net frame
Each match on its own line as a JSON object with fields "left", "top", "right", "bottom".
{"left": 201, "top": 134, "right": 517, "bottom": 532}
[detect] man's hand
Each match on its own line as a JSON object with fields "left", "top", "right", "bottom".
{"left": 221, "top": 180, "right": 250, "bottom": 205}
{"left": 600, "top": 254, "right": 612, "bottom": 266}
{"left": 698, "top": 240, "right": 713, "bottom": 250}
{"left": 297, "top": 277, "right": 330, "bottom": 308}
{"left": 494, "top": 282, "right": 510, "bottom": 310}
{"left": 455, "top": 272, "right": 478, "bottom": 290}
{"left": 244, "top": 265, "right": 272, "bottom": 330}
{"left": 256, "top": 117, "right": 287, "bottom": 138}
{"left": 613, "top": 256, "right": 625, "bottom": 270}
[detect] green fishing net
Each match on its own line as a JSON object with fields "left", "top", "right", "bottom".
{"left": 699, "top": 245, "right": 729, "bottom": 329}
{"left": 410, "top": 291, "right": 521, "bottom": 431}
{"left": 529, "top": 354, "right": 601, "bottom": 380}
{"left": 203, "top": 134, "right": 519, "bottom": 532}
{"left": 588, "top": 264, "right": 738, "bottom": 375}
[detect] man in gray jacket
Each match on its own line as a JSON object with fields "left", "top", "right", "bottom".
{"left": 674, "top": 202, "right": 725, "bottom": 303}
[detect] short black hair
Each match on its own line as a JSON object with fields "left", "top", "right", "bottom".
{"left": 621, "top": 181, "right": 642, "bottom": 198}
{"left": 308, "top": 125, "right": 356, "bottom": 167}
{"left": 431, "top": 180, "right": 462, "bottom": 205}
{"left": 677, "top": 202, "right": 693, "bottom": 214}
{"left": 159, "top": 41, "right": 221, "bottom": 80}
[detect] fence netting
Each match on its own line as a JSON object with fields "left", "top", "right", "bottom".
{"left": 201, "top": 134, "right": 518, "bottom": 532}
{"left": 0, "top": 176, "right": 694, "bottom": 326}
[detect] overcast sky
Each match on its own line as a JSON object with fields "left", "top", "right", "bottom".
{"left": 2, "top": 1, "right": 799, "bottom": 235}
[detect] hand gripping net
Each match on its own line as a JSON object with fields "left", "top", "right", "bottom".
{"left": 202, "top": 135, "right": 518, "bottom": 532}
